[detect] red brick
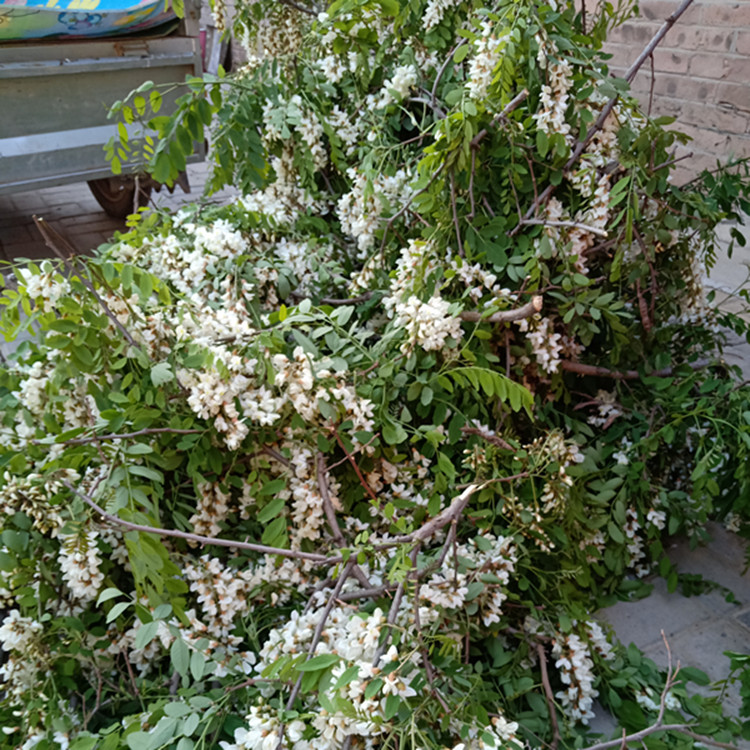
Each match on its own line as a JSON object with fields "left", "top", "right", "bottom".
{"left": 602, "top": 42, "right": 636, "bottom": 69}
{"left": 607, "top": 21, "right": 661, "bottom": 46}
{"left": 652, "top": 73, "right": 713, "bottom": 104}
{"left": 736, "top": 30, "right": 750, "bottom": 55}
{"left": 702, "top": 3, "right": 744, "bottom": 27}
{"left": 687, "top": 52, "right": 729, "bottom": 79}
{"left": 638, "top": 0, "right": 703, "bottom": 25}
{"left": 716, "top": 82, "right": 750, "bottom": 112}
{"left": 652, "top": 48, "right": 689, "bottom": 73}
{"left": 666, "top": 25, "right": 710, "bottom": 50}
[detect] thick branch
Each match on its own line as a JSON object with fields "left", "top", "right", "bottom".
{"left": 36, "top": 427, "right": 204, "bottom": 447}
{"left": 64, "top": 480, "right": 337, "bottom": 564}
{"left": 509, "top": 0, "right": 696, "bottom": 233}
{"left": 559, "top": 359, "right": 707, "bottom": 380}
{"left": 536, "top": 643, "right": 560, "bottom": 750}
{"left": 460, "top": 296, "right": 542, "bottom": 323}
{"left": 33, "top": 216, "right": 144, "bottom": 353}
{"left": 521, "top": 219, "right": 608, "bottom": 238}
{"left": 471, "top": 89, "right": 529, "bottom": 149}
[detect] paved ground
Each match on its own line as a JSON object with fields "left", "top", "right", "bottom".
{"left": 0, "top": 162, "right": 237, "bottom": 261}
{"left": 2, "top": 167, "right": 750, "bottom": 744}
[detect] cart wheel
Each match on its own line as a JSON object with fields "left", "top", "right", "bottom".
{"left": 87, "top": 175, "right": 152, "bottom": 219}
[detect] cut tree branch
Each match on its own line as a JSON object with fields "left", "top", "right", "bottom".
{"left": 33, "top": 216, "right": 144, "bottom": 353}
{"left": 471, "top": 89, "right": 529, "bottom": 149}
{"left": 64, "top": 480, "right": 339, "bottom": 564}
{"left": 36, "top": 427, "right": 204, "bottom": 447}
{"left": 559, "top": 359, "right": 708, "bottom": 380}
{"left": 521, "top": 219, "right": 608, "bottom": 238}
{"left": 536, "top": 643, "right": 560, "bottom": 750}
{"left": 460, "top": 295, "right": 542, "bottom": 323}
{"left": 509, "top": 0, "right": 696, "bottom": 233}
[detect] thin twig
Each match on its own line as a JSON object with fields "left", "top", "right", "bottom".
{"left": 471, "top": 89, "right": 529, "bottom": 149}
{"left": 459, "top": 295, "right": 542, "bottom": 323}
{"left": 449, "top": 171, "right": 465, "bottom": 258}
{"left": 521, "top": 219, "right": 608, "bottom": 238}
{"left": 510, "top": 0, "right": 696, "bottom": 232}
{"left": 278, "top": 0, "right": 315, "bottom": 15}
{"left": 650, "top": 152, "right": 693, "bottom": 173}
{"left": 536, "top": 643, "right": 560, "bottom": 750}
{"left": 316, "top": 453, "right": 371, "bottom": 589}
{"left": 461, "top": 426, "right": 513, "bottom": 451}
{"left": 559, "top": 359, "right": 708, "bottom": 380}
{"left": 64, "top": 480, "right": 338, "bottom": 564}
{"left": 468, "top": 148, "right": 478, "bottom": 221}
{"left": 33, "top": 216, "right": 143, "bottom": 353}
{"left": 431, "top": 43, "right": 461, "bottom": 107}
{"left": 332, "top": 431, "right": 378, "bottom": 501}
{"left": 318, "top": 292, "right": 374, "bottom": 306}
{"left": 327, "top": 432, "right": 379, "bottom": 470}
{"left": 37, "top": 427, "right": 204, "bottom": 447}
{"left": 279, "top": 559, "right": 356, "bottom": 750}
{"left": 379, "top": 163, "right": 446, "bottom": 255}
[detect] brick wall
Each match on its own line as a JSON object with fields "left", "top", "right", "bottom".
{"left": 603, "top": 1, "right": 750, "bottom": 183}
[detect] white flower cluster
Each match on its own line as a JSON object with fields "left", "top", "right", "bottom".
{"left": 367, "top": 64, "right": 418, "bottom": 110}
{"left": 533, "top": 41, "right": 573, "bottom": 138}
{"left": 0, "top": 610, "right": 43, "bottom": 653}
{"left": 587, "top": 389, "right": 622, "bottom": 428}
{"left": 17, "top": 267, "right": 71, "bottom": 313}
{"left": 421, "top": 533, "right": 517, "bottom": 627}
{"left": 241, "top": 4, "right": 302, "bottom": 64}
{"left": 623, "top": 507, "right": 650, "bottom": 577}
{"left": 467, "top": 21, "right": 508, "bottom": 101}
{"left": 393, "top": 294, "right": 463, "bottom": 355}
{"left": 243, "top": 149, "right": 323, "bottom": 226}
{"left": 317, "top": 50, "right": 358, "bottom": 85}
{"left": 422, "top": 0, "right": 462, "bottom": 31}
{"left": 552, "top": 632, "right": 598, "bottom": 724}
{"left": 0, "top": 471, "right": 65, "bottom": 535}
{"left": 337, "top": 168, "right": 412, "bottom": 254}
{"left": 189, "top": 482, "right": 231, "bottom": 539}
{"left": 327, "top": 104, "right": 363, "bottom": 156}
{"left": 452, "top": 712, "right": 525, "bottom": 750}
{"left": 517, "top": 315, "right": 563, "bottom": 374}
{"left": 227, "top": 606, "right": 405, "bottom": 749}
{"left": 58, "top": 530, "right": 104, "bottom": 605}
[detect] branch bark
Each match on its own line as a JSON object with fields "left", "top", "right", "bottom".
{"left": 64, "top": 480, "right": 338, "bottom": 564}
{"left": 509, "top": 0, "right": 696, "bottom": 234}
{"left": 36, "top": 427, "right": 204, "bottom": 447}
{"left": 460, "top": 295, "right": 542, "bottom": 324}
{"left": 559, "top": 359, "right": 707, "bottom": 380}
{"left": 33, "top": 216, "right": 145, "bottom": 353}
{"left": 470, "top": 89, "right": 529, "bottom": 149}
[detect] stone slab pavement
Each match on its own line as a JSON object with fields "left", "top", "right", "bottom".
{"left": 3, "top": 163, "right": 750, "bottom": 745}
{"left": 0, "top": 162, "right": 238, "bottom": 262}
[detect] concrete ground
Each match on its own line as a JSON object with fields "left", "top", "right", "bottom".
{"left": 0, "top": 162, "right": 238, "bottom": 261}
{"left": 2, "top": 168, "right": 750, "bottom": 745}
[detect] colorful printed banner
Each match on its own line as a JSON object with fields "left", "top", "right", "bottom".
{"left": 0, "top": 0, "right": 175, "bottom": 41}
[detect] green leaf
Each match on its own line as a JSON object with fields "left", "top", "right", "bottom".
{"left": 106, "top": 600, "right": 132, "bottom": 623}
{"left": 453, "top": 44, "right": 470, "bottom": 63}
{"left": 171, "top": 638, "right": 190, "bottom": 676}
{"left": 97, "top": 587, "right": 124, "bottom": 606}
{"left": 258, "top": 496, "right": 286, "bottom": 523}
{"left": 151, "top": 362, "right": 174, "bottom": 386}
{"left": 607, "top": 521, "right": 624, "bottom": 544}
{"left": 297, "top": 653, "right": 340, "bottom": 672}
{"left": 190, "top": 649, "right": 205, "bottom": 681}
{"left": 134, "top": 620, "right": 159, "bottom": 650}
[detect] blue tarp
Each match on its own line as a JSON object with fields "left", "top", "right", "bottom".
{"left": 0, "top": 0, "right": 176, "bottom": 41}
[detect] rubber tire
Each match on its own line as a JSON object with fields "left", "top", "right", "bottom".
{"left": 87, "top": 175, "right": 152, "bottom": 219}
